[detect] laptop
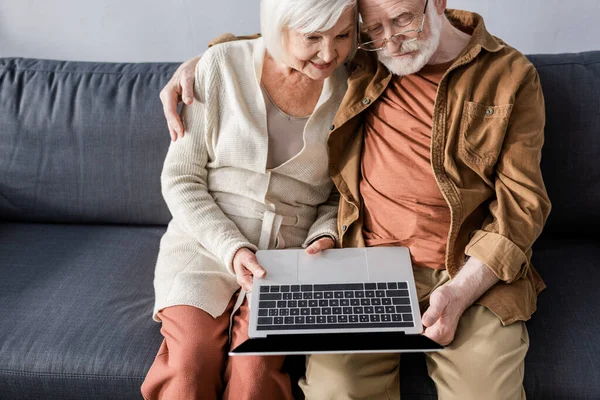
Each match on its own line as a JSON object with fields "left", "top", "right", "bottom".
{"left": 229, "top": 246, "right": 444, "bottom": 355}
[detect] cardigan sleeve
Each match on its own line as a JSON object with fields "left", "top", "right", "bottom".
{"left": 161, "top": 48, "right": 257, "bottom": 274}
{"left": 302, "top": 186, "right": 341, "bottom": 248}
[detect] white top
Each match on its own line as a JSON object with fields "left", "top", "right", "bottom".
{"left": 153, "top": 38, "right": 348, "bottom": 319}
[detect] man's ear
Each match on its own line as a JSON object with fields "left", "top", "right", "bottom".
{"left": 434, "top": 0, "right": 447, "bottom": 15}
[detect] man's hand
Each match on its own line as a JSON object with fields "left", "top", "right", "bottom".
{"left": 233, "top": 248, "right": 266, "bottom": 292}
{"left": 159, "top": 56, "right": 200, "bottom": 141}
{"left": 305, "top": 237, "right": 335, "bottom": 255}
{"left": 422, "top": 256, "right": 500, "bottom": 345}
{"left": 421, "top": 284, "right": 468, "bottom": 345}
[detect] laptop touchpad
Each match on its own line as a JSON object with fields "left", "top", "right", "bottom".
{"left": 297, "top": 249, "right": 368, "bottom": 282}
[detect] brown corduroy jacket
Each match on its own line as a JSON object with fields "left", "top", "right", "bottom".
{"left": 210, "top": 9, "right": 551, "bottom": 325}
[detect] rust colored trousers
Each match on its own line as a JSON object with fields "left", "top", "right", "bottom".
{"left": 141, "top": 294, "right": 293, "bottom": 400}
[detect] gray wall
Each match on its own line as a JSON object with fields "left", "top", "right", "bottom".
{"left": 1, "top": 0, "right": 599, "bottom": 62}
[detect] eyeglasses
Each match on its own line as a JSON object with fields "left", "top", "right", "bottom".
{"left": 358, "top": 0, "right": 429, "bottom": 52}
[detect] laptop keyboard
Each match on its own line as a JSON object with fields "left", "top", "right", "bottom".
{"left": 256, "top": 282, "right": 415, "bottom": 331}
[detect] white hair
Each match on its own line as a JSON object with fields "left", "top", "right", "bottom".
{"left": 261, "top": 0, "right": 358, "bottom": 64}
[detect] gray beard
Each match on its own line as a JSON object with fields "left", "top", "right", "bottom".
{"left": 377, "top": 11, "right": 442, "bottom": 76}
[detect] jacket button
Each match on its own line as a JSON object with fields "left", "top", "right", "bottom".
{"left": 362, "top": 98, "right": 371, "bottom": 105}
{"left": 342, "top": 225, "right": 348, "bottom": 232}
{"left": 330, "top": 124, "right": 335, "bottom": 130}
{"left": 486, "top": 107, "right": 494, "bottom": 115}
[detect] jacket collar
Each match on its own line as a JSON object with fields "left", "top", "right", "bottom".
{"left": 447, "top": 9, "right": 505, "bottom": 54}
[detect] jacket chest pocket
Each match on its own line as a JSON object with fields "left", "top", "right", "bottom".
{"left": 459, "top": 101, "right": 513, "bottom": 166}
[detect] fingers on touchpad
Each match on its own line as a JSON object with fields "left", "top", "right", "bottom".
{"left": 256, "top": 250, "right": 298, "bottom": 281}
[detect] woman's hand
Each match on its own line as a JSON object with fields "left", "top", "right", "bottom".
{"left": 233, "top": 237, "right": 334, "bottom": 291}
{"left": 305, "top": 237, "right": 335, "bottom": 255}
{"left": 232, "top": 248, "right": 267, "bottom": 291}
{"left": 159, "top": 56, "right": 200, "bottom": 141}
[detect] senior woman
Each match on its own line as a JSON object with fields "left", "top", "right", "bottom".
{"left": 141, "top": 0, "right": 358, "bottom": 399}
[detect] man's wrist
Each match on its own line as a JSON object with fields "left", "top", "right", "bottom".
{"left": 447, "top": 256, "right": 500, "bottom": 309}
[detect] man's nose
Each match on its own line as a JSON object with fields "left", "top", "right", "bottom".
{"left": 385, "top": 37, "right": 403, "bottom": 54}
{"left": 380, "top": 26, "right": 400, "bottom": 50}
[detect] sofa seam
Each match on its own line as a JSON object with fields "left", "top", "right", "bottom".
{"left": 0, "top": 65, "right": 173, "bottom": 77}
{"left": 0, "top": 369, "right": 145, "bottom": 380}
{"left": 2, "top": 60, "right": 599, "bottom": 76}
{"left": 532, "top": 60, "right": 600, "bottom": 68}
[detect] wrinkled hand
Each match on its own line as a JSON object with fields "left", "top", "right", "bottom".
{"left": 421, "top": 256, "right": 500, "bottom": 345}
{"left": 159, "top": 56, "right": 200, "bottom": 141}
{"left": 305, "top": 237, "right": 335, "bottom": 255}
{"left": 232, "top": 248, "right": 266, "bottom": 292}
{"left": 421, "top": 283, "right": 468, "bottom": 346}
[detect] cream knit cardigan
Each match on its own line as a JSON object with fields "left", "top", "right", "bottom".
{"left": 153, "top": 38, "right": 348, "bottom": 320}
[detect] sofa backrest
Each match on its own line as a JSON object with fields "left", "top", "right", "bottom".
{"left": 0, "top": 58, "right": 176, "bottom": 225}
{"left": 527, "top": 51, "right": 600, "bottom": 235}
{"left": 1, "top": 53, "right": 599, "bottom": 231}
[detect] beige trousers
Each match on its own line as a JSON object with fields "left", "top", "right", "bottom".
{"left": 299, "top": 266, "right": 529, "bottom": 400}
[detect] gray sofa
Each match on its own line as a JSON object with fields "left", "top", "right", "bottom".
{"left": 0, "top": 51, "right": 599, "bottom": 399}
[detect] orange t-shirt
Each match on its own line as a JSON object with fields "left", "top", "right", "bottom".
{"left": 360, "top": 61, "right": 453, "bottom": 270}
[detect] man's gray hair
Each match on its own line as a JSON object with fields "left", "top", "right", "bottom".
{"left": 261, "top": 0, "right": 358, "bottom": 64}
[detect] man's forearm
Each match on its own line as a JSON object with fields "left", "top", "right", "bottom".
{"left": 447, "top": 256, "right": 500, "bottom": 310}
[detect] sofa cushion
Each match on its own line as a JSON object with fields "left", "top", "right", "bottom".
{"left": 0, "top": 58, "right": 175, "bottom": 225}
{"left": 527, "top": 52, "right": 600, "bottom": 234}
{"left": 0, "top": 222, "right": 164, "bottom": 399}
{"left": 526, "top": 234, "right": 600, "bottom": 399}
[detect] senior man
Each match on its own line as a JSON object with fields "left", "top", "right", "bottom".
{"left": 161, "top": 0, "right": 550, "bottom": 398}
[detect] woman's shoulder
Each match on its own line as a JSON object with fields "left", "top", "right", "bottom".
{"left": 194, "top": 38, "right": 262, "bottom": 103}
{"left": 199, "top": 38, "right": 262, "bottom": 71}
{"left": 194, "top": 38, "right": 262, "bottom": 95}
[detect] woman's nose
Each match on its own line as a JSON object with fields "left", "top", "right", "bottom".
{"left": 319, "top": 43, "right": 337, "bottom": 63}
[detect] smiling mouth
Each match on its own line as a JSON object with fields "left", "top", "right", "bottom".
{"left": 311, "top": 61, "right": 333, "bottom": 70}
